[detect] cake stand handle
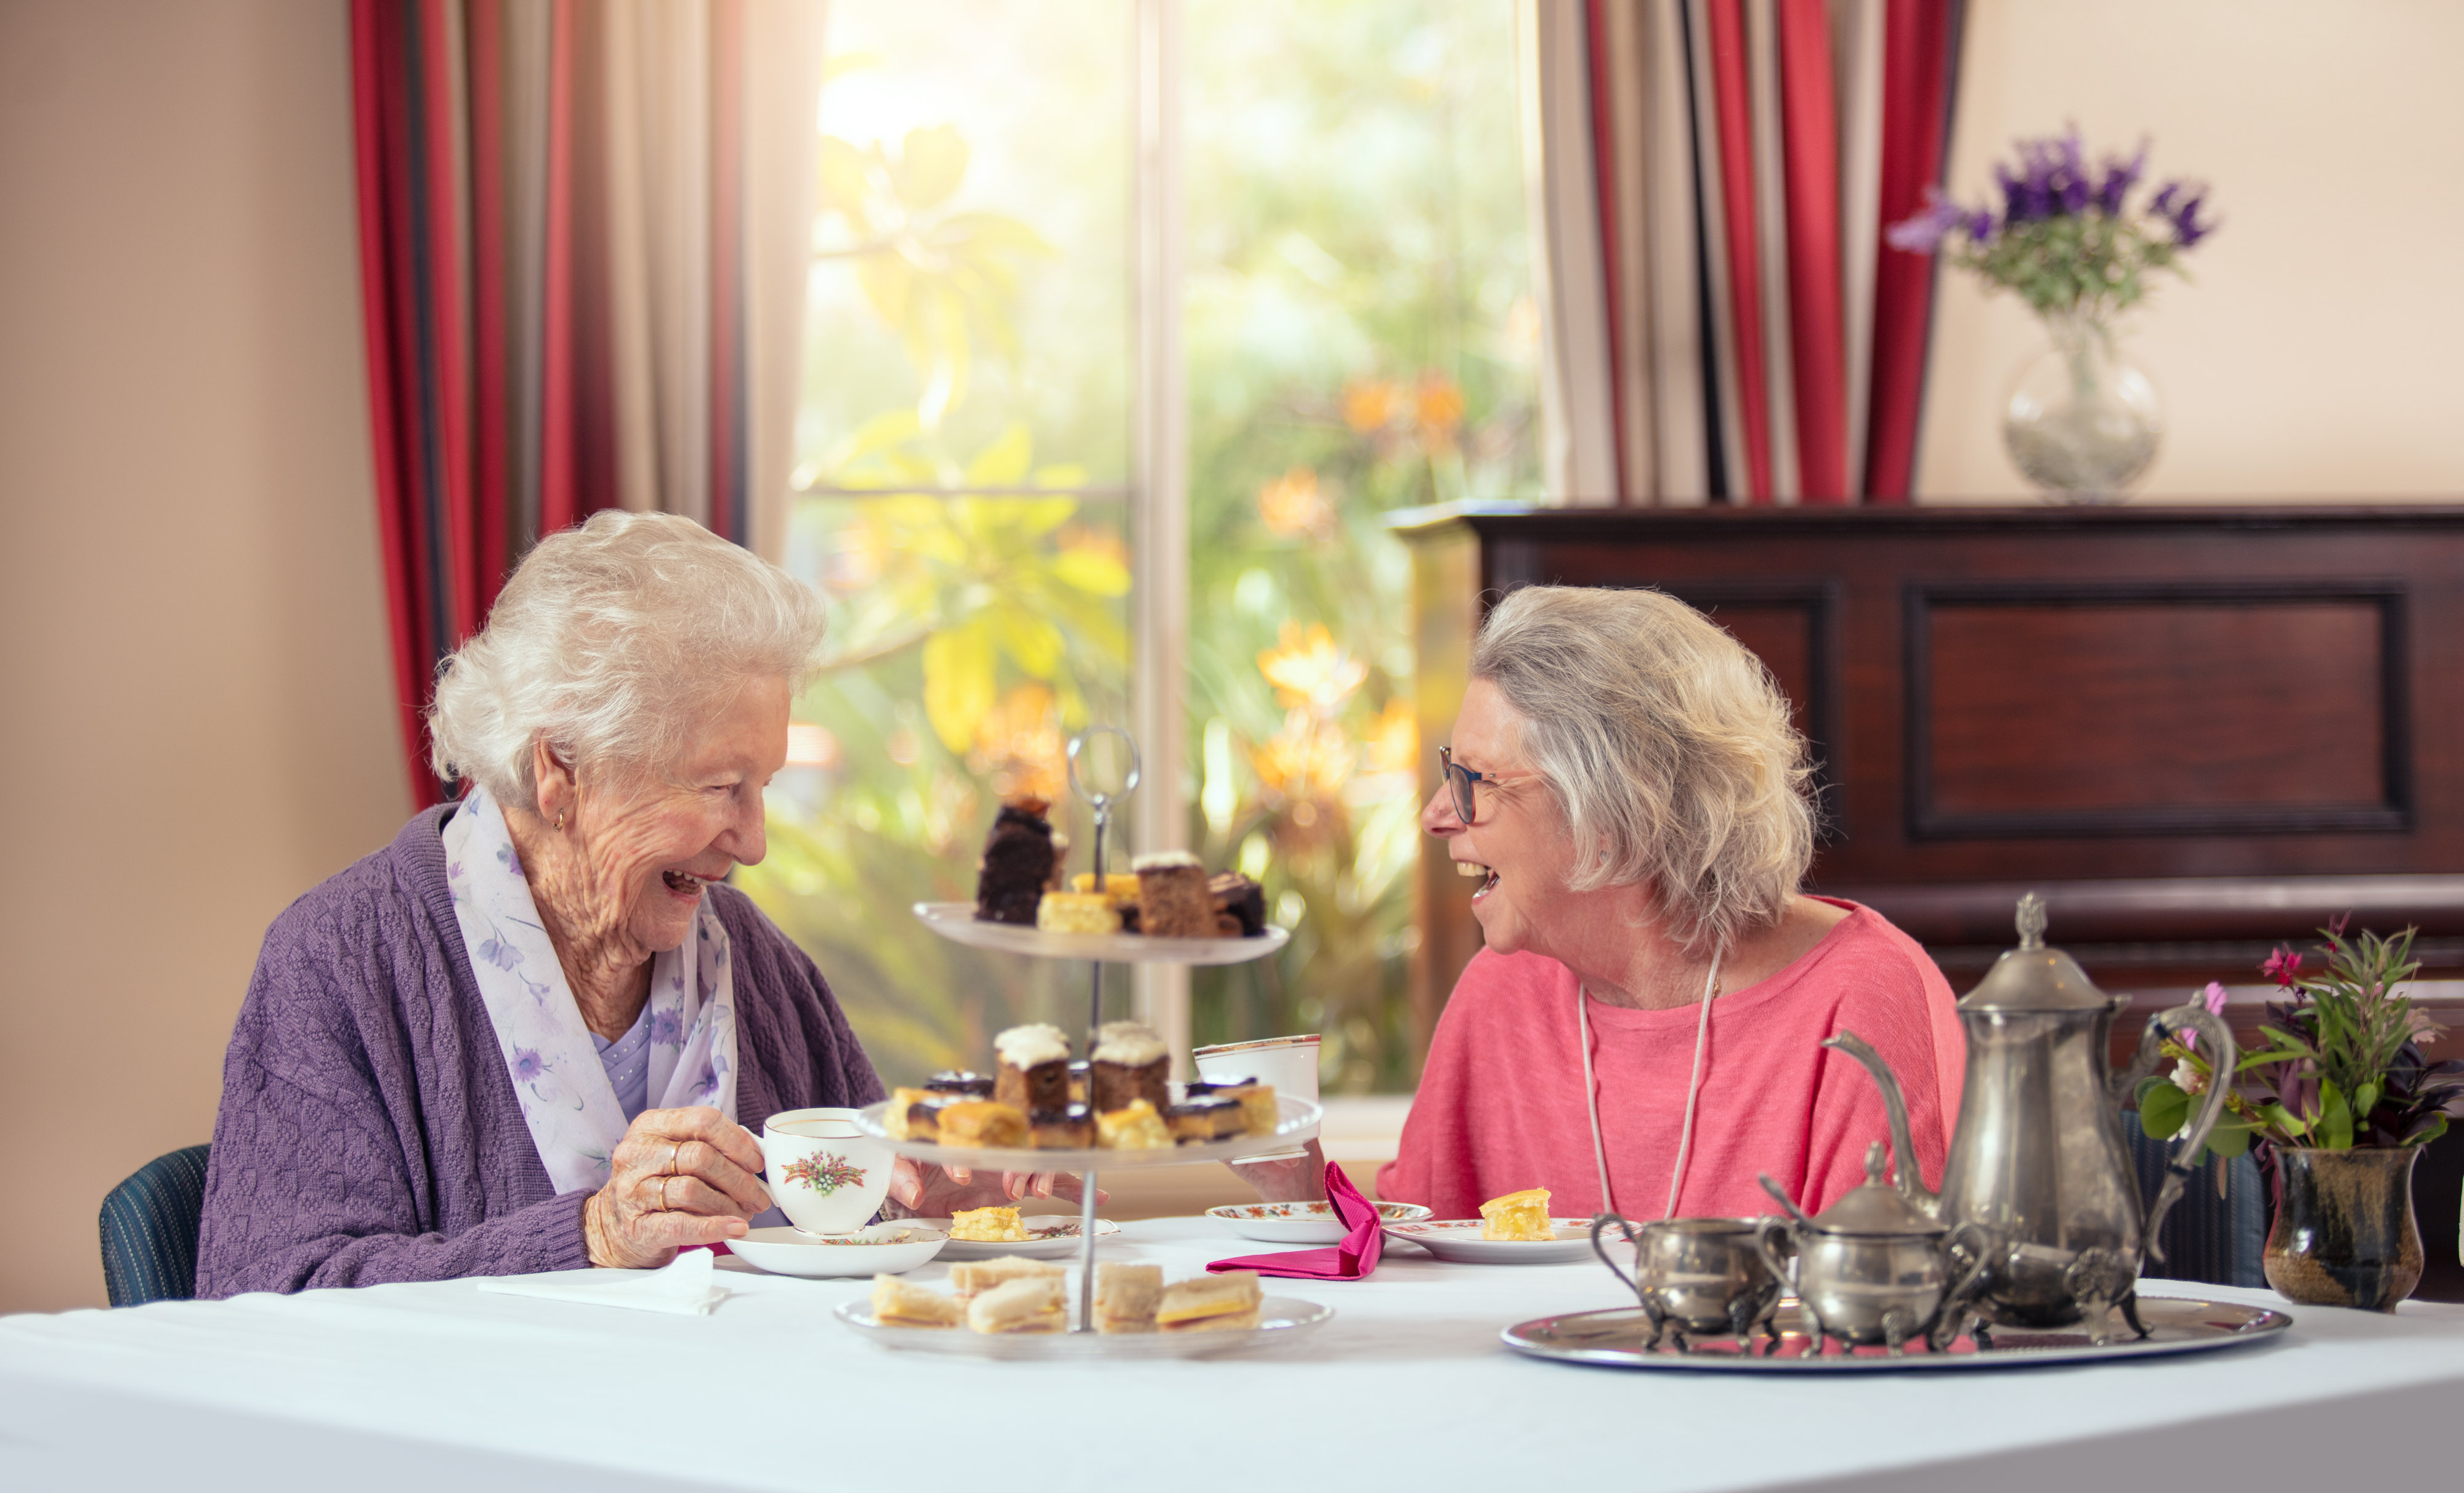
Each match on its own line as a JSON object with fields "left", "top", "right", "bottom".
{"left": 1077, "top": 1165, "right": 1101, "bottom": 1332}
{"left": 1067, "top": 726, "right": 1139, "bottom": 1040}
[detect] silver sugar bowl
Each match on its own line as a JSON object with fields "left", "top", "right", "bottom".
{"left": 1591, "top": 1214, "right": 1791, "bottom": 1351}
{"left": 1759, "top": 1145, "right": 1987, "bottom": 1356}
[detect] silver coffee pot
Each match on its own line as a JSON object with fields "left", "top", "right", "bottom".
{"left": 1822, "top": 894, "right": 2236, "bottom": 1344}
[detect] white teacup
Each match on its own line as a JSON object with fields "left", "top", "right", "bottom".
{"left": 1194, "top": 1034, "right": 1320, "bottom": 1161}
{"left": 1193, "top": 1033, "right": 1321, "bottom": 1103}
{"left": 760, "top": 1107, "right": 894, "bottom": 1236}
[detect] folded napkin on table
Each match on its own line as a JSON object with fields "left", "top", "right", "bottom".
{"left": 1206, "top": 1161, "right": 1384, "bottom": 1280}
{"left": 477, "top": 1245, "right": 729, "bottom": 1315}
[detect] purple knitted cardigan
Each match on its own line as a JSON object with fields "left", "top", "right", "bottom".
{"left": 197, "top": 803, "right": 884, "bottom": 1297}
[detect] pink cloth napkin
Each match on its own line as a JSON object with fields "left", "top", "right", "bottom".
{"left": 1206, "top": 1162, "right": 1384, "bottom": 1279}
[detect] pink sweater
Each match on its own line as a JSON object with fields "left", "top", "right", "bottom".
{"left": 1377, "top": 900, "right": 1964, "bottom": 1223}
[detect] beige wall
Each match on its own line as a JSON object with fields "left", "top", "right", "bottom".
{"left": 1917, "top": 0, "right": 2464, "bottom": 501}
{"left": 0, "top": 1, "right": 410, "bottom": 1313}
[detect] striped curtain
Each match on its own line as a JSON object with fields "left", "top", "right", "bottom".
{"left": 349, "top": 0, "right": 823, "bottom": 806}
{"left": 1526, "top": 0, "right": 1964, "bottom": 504}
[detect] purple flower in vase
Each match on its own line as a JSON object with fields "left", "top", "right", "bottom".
{"left": 1886, "top": 186, "right": 1979, "bottom": 253}
{"left": 2094, "top": 140, "right": 2147, "bottom": 214}
{"left": 2166, "top": 185, "right": 2215, "bottom": 247}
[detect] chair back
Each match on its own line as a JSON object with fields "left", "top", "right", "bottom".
{"left": 2121, "top": 1120, "right": 2268, "bottom": 1288}
{"left": 99, "top": 1144, "right": 211, "bottom": 1307}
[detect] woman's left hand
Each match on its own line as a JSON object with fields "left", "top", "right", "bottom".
{"left": 883, "top": 1156, "right": 1107, "bottom": 1215}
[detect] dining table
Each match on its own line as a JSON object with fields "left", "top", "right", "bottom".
{"left": 5, "top": 1216, "right": 2461, "bottom": 1491}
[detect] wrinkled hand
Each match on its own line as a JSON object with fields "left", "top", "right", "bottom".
{"left": 584, "top": 1106, "right": 772, "bottom": 1268}
{"left": 1228, "top": 1139, "right": 1326, "bottom": 1202}
{"left": 884, "top": 1157, "right": 1106, "bottom": 1216}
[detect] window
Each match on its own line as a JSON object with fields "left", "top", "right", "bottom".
{"left": 742, "top": 0, "right": 1539, "bottom": 1092}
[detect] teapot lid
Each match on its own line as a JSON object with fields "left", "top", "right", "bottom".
{"left": 1808, "top": 1143, "right": 1943, "bottom": 1236}
{"left": 1958, "top": 893, "right": 2115, "bottom": 1013}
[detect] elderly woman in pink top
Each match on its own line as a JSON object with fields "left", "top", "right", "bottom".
{"left": 1372, "top": 585, "right": 1964, "bottom": 1223}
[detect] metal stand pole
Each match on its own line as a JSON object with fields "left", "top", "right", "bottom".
{"left": 1076, "top": 1164, "right": 1100, "bottom": 1333}
{"left": 1064, "top": 730, "right": 1136, "bottom": 1333}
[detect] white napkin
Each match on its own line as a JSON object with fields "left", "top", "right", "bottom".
{"left": 477, "top": 1248, "right": 729, "bottom": 1316}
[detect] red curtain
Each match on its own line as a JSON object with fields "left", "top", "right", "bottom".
{"left": 349, "top": 0, "right": 756, "bottom": 807}
{"left": 1578, "top": 0, "right": 1964, "bottom": 503}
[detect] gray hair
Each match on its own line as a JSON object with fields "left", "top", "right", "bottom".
{"left": 1470, "top": 585, "right": 1816, "bottom": 956}
{"left": 428, "top": 511, "right": 827, "bottom": 809}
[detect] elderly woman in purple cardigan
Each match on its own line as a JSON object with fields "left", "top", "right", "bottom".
{"left": 198, "top": 511, "right": 1053, "bottom": 1295}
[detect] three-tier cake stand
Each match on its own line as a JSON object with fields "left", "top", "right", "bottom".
{"left": 844, "top": 728, "right": 1326, "bottom": 1352}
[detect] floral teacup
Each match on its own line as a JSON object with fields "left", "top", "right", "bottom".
{"left": 760, "top": 1107, "right": 893, "bottom": 1235}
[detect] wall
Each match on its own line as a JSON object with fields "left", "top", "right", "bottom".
{"left": 1916, "top": 0, "right": 2464, "bottom": 501}
{"left": 0, "top": 1, "right": 410, "bottom": 1313}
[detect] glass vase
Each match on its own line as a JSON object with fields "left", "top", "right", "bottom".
{"left": 2001, "top": 313, "right": 2162, "bottom": 504}
{"left": 2262, "top": 1146, "right": 2424, "bottom": 1312}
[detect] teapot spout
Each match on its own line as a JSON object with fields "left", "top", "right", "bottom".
{"left": 1822, "top": 1031, "right": 1940, "bottom": 1214}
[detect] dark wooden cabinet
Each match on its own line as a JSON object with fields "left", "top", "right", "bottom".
{"left": 1397, "top": 503, "right": 2464, "bottom": 1049}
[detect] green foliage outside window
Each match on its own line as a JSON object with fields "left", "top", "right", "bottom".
{"left": 745, "top": 1, "right": 1537, "bottom": 1093}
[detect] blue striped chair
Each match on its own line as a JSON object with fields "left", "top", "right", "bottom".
{"left": 2122, "top": 1121, "right": 2269, "bottom": 1289}
{"left": 99, "top": 1144, "right": 211, "bottom": 1307}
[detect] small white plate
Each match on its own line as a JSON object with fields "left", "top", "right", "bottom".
{"left": 1207, "top": 1200, "right": 1433, "bottom": 1244}
{"left": 916, "top": 1216, "right": 1124, "bottom": 1260}
{"left": 835, "top": 1295, "right": 1333, "bottom": 1357}
{"left": 1380, "top": 1218, "right": 1599, "bottom": 1264}
{"left": 729, "top": 1223, "right": 947, "bottom": 1279}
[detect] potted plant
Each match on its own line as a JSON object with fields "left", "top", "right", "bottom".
{"left": 2137, "top": 919, "right": 2464, "bottom": 1310}
{"left": 1887, "top": 127, "right": 2216, "bottom": 503}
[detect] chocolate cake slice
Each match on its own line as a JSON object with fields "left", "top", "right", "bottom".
{"left": 1208, "top": 872, "right": 1266, "bottom": 937}
{"left": 975, "top": 798, "right": 1058, "bottom": 925}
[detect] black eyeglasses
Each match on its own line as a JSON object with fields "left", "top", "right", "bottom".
{"left": 1438, "top": 746, "right": 1535, "bottom": 824}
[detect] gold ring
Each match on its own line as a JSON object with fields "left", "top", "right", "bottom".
{"left": 660, "top": 1175, "right": 675, "bottom": 1212}
{"left": 665, "top": 1141, "right": 682, "bottom": 1176}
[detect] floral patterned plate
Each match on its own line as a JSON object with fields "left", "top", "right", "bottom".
{"left": 916, "top": 1216, "right": 1125, "bottom": 1260}
{"left": 1379, "top": 1219, "right": 1599, "bottom": 1264}
{"left": 1207, "top": 1200, "right": 1433, "bottom": 1244}
{"left": 729, "top": 1223, "right": 947, "bottom": 1279}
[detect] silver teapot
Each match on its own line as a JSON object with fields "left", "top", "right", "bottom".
{"left": 1757, "top": 1144, "right": 1989, "bottom": 1354}
{"left": 1822, "top": 894, "right": 2236, "bottom": 1344}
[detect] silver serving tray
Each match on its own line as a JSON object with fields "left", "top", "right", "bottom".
{"left": 1503, "top": 1295, "right": 2291, "bottom": 1373}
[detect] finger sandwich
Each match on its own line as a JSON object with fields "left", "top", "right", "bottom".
{"left": 1095, "top": 1262, "right": 1162, "bottom": 1333}
{"left": 870, "top": 1274, "right": 964, "bottom": 1329}
{"left": 968, "top": 1275, "right": 1068, "bottom": 1335}
{"left": 946, "top": 1255, "right": 1068, "bottom": 1298}
{"left": 1156, "top": 1269, "right": 1262, "bottom": 1333}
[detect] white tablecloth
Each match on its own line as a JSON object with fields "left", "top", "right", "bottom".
{"left": 6, "top": 1218, "right": 2461, "bottom": 1491}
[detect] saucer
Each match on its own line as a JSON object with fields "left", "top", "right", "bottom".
{"left": 1208, "top": 1200, "right": 1433, "bottom": 1244}
{"left": 1380, "top": 1218, "right": 1597, "bottom": 1264}
{"left": 916, "top": 1216, "right": 1124, "bottom": 1260}
{"left": 728, "top": 1223, "right": 947, "bottom": 1278}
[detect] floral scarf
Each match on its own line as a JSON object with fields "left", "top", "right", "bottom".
{"left": 441, "top": 783, "right": 739, "bottom": 1195}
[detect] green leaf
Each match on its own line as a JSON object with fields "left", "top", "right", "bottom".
{"left": 2138, "top": 1082, "right": 2191, "bottom": 1141}
{"left": 920, "top": 621, "right": 996, "bottom": 754}
{"left": 2205, "top": 1120, "right": 2255, "bottom": 1160}
{"left": 1050, "top": 546, "right": 1132, "bottom": 597}
{"left": 893, "top": 124, "right": 970, "bottom": 212}
{"left": 963, "top": 424, "right": 1036, "bottom": 487}
{"left": 2319, "top": 1078, "right": 2354, "bottom": 1151}
{"left": 817, "top": 137, "right": 878, "bottom": 232}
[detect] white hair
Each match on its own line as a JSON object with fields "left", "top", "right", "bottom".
{"left": 1470, "top": 585, "right": 1817, "bottom": 957}
{"left": 428, "top": 511, "right": 827, "bottom": 810}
